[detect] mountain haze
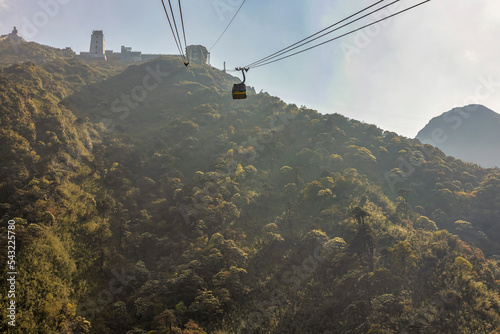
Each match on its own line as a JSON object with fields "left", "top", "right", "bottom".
{"left": 416, "top": 105, "right": 500, "bottom": 168}
{"left": 1, "top": 40, "right": 500, "bottom": 333}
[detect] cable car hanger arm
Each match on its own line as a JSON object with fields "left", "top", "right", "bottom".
{"left": 235, "top": 67, "right": 249, "bottom": 83}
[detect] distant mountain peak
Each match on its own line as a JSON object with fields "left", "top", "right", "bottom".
{"left": 416, "top": 104, "right": 500, "bottom": 168}
{"left": 441, "top": 104, "right": 497, "bottom": 118}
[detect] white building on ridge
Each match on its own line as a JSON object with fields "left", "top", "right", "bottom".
{"left": 80, "top": 30, "right": 107, "bottom": 60}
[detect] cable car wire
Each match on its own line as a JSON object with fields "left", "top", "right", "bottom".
{"left": 167, "top": 0, "right": 186, "bottom": 55}
{"left": 209, "top": 0, "right": 247, "bottom": 51}
{"left": 160, "top": 0, "right": 190, "bottom": 64}
{"left": 249, "top": 0, "right": 432, "bottom": 69}
{"left": 178, "top": 0, "right": 189, "bottom": 64}
{"left": 160, "top": 0, "right": 186, "bottom": 61}
{"left": 247, "top": 0, "right": 398, "bottom": 68}
{"left": 245, "top": 0, "right": 387, "bottom": 68}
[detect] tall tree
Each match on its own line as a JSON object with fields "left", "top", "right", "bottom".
{"left": 351, "top": 207, "right": 370, "bottom": 227}
{"left": 397, "top": 188, "right": 412, "bottom": 218}
{"left": 350, "top": 207, "right": 375, "bottom": 270}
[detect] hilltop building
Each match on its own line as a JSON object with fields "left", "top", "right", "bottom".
{"left": 186, "top": 45, "right": 209, "bottom": 65}
{"left": 114, "top": 44, "right": 210, "bottom": 64}
{"left": 79, "top": 30, "right": 211, "bottom": 65}
{"left": 0, "top": 27, "right": 26, "bottom": 43}
{"left": 119, "top": 45, "right": 163, "bottom": 62}
{"left": 79, "top": 30, "right": 165, "bottom": 62}
{"left": 80, "top": 30, "right": 107, "bottom": 60}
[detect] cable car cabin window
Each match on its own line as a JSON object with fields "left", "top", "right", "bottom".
{"left": 232, "top": 83, "right": 247, "bottom": 99}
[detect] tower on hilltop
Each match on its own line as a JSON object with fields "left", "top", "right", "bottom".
{"left": 88, "top": 30, "right": 106, "bottom": 59}
{"left": 186, "top": 45, "right": 209, "bottom": 65}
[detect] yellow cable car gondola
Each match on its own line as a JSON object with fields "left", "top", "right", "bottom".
{"left": 232, "top": 82, "right": 247, "bottom": 99}
{"left": 232, "top": 67, "right": 249, "bottom": 99}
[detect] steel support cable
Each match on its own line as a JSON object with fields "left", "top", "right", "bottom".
{"left": 250, "top": 0, "right": 432, "bottom": 69}
{"left": 209, "top": 0, "right": 247, "bottom": 51}
{"left": 245, "top": 0, "right": 386, "bottom": 68}
{"left": 167, "top": 0, "right": 186, "bottom": 55}
{"left": 178, "top": 0, "right": 189, "bottom": 63}
{"left": 160, "top": 0, "right": 186, "bottom": 61}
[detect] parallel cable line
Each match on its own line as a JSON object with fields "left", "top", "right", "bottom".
{"left": 245, "top": 0, "right": 387, "bottom": 68}
{"left": 167, "top": 0, "right": 186, "bottom": 59}
{"left": 178, "top": 0, "right": 189, "bottom": 63}
{"left": 160, "top": 0, "right": 186, "bottom": 61}
{"left": 250, "top": 0, "right": 432, "bottom": 69}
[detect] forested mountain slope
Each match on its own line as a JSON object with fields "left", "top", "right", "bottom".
{"left": 0, "top": 44, "right": 499, "bottom": 333}
{"left": 0, "top": 39, "right": 73, "bottom": 67}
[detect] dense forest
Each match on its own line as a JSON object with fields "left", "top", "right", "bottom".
{"left": 1, "top": 40, "right": 500, "bottom": 333}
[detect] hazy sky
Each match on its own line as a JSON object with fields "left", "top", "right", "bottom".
{"left": 1, "top": 0, "right": 500, "bottom": 137}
